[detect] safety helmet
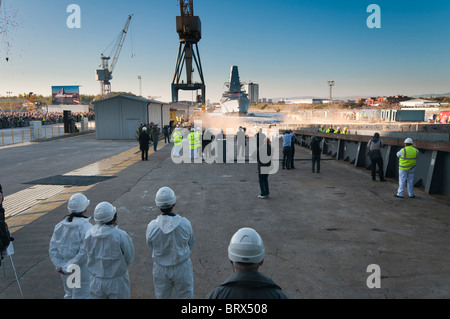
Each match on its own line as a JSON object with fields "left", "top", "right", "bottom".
{"left": 94, "top": 202, "right": 116, "bottom": 224}
{"left": 228, "top": 227, "right": 265, "bottom": 264}
{"left": 67, "top": 194, "right": 90, "bottom": 213}
{"left": 191, "top": 128, "right": 195, "bottom": 132}
{"left": 197, "top": 127, "right": 201, "bottom": 131}
{"left": 404, "top": 138, "right": 413, "bottom": 144}
{"left": 142, "top": 127, "right": 147, "bottom": 131}
{"left": 155, "top": 187, "right": 176, "bottom": 209}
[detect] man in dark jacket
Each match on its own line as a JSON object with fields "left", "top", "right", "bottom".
{"left": 367, "top": 133, "right": 386, "bottom": 182}
{"left": 152, "top": 125, "right": 160, "bottom": 152}
{"left": 1, "top": 184, "right": 14, "bottom": 262}
{"left": 206, "top": 227, "right": 288, "bottom": 299}
{"left": 256, "top": 138, "right": 272, "bottom": 199}
{"left": 139, "top": 127, "right": 150, "bottom": 161}
{"left": 311, "top": 136, "right": 321, "bottom": 173}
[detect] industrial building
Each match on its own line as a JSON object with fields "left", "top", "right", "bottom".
{"left": 285, "top": 98, "right": 324, "bottom": 104}
{"left": 244, "top": 82, "right": 259, "bottom": 103}
{"left": 93, "top": 94, "right": 170, "bottom": 140}
{"left": 399, "top": 99, "right": 440, "bottom": 108}
{"left": 46, "top": 104, "right": 90, "bottom": 113}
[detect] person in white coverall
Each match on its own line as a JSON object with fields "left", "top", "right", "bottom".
{"left": 49, "top": 193, "right": 93, "bottom": 299}
{"left": 84, "top": 201, "right": 134, "bottom": 299}
{"left": 146, "top": 187, "right": 194, "bottom": 299}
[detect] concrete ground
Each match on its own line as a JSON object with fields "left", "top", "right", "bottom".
{"left": 0, "top": 132, "right": 449, "bottom": 299}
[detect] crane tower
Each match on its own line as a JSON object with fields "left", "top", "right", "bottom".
{"left": 172, "top": 0, "right": 206, "bottom": 104}
{"left": 96, "top": 15, "right": 133, "bottom": 98}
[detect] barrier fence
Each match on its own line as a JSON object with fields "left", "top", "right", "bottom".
{"left": 292, "top": 129, "right": 450, "bottom": 197}
{"left": 0, "top": 122, "right": 95, "bottom": 148}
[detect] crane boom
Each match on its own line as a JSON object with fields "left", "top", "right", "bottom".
{"left": 96, "top": 14, "right": 133, "bottom": 98}
{"left": 110, "top": 14, "right": 133, "bottom": 73}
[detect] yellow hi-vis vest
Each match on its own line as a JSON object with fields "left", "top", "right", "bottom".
{"left": 173, "top": 130, "right": 182, "bottom": 146}
{"left": 194, "top": 131, "right": 202, "bottom": 148}
{"left": 399, "top": 145, "right": 418, "bottom": 171}
{"left": 188, "top": 132, "right": 196, "bottom": 150}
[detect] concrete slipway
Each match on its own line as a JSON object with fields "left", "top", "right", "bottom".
{"left": 0, "top": 132, "right": 449, "bottom": 299}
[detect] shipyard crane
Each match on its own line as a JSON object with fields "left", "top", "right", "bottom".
{"left": 96, "top": 14, "right": 133, "bottom": 98}
{"left": 172, "top": 0, "right": 206, "bottom": 104}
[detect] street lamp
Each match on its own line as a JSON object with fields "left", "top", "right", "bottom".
{"left": 138, "top": 76, "right": 142, "bottom": 96}
{"left": 327, "top": 81, "right": 335, "bottom": 109}
{"left": 6, "top": 91, "right": 12, "bottom": 113}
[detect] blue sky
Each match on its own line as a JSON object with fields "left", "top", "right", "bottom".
{"left": 0, "top": 0, "right": 449, "bottom": 103}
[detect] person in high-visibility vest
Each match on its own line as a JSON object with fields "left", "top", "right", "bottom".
{"left": 172, "top": 126, "right": 183, "bottom": 157}
{"left": 341, "top": 127, "right": 349, "bottom": 134}
{"left": 194, "top": 127, "right": 202, "bottom": 159}
{"left": 188, "top": 128, "right": 197, "bottom": 159}
{"left": 395, "top": 138, "right": 419, "bottom": 199}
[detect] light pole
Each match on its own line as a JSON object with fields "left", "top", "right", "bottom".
{"left": 327, "top": 81, "right": 335, "bottom": 109}
{"left": 138, "top": 76, "right": 142, "bottom": 96}
{"left": 6, "top": 91, "right": 12, "bottom": 113}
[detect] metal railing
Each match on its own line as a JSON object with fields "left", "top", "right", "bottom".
{"left": 0, "top": 121, "right": 96, "bottom": 148}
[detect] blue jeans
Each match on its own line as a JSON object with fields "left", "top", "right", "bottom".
{"left": 153, "top": 138, "right": 159, "bottom": 151}
{"left": 397, "top": 167, "right": 415, "bottom": 197}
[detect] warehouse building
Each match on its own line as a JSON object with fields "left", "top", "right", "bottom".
{"left": 93, "top": 94, "right": 170, "bottom": 140}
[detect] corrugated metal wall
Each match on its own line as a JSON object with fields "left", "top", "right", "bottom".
{"left": 95, "top": 98, "right": 122, "bottom": 139}
{"left": 121, "top": 99, "right": 146, "bottom": 139}
{"left": 147, "top": 104, "right": 171, "bottom": 129}
{"left": 95, "top": 96, "right": 170, "bottom": 140}
{"left": 95, "top": 96, "right": 147, "bottom": 140}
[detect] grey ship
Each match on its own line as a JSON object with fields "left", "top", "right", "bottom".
{"left": 220, "top": 66, "right": 250, "bottom": 114}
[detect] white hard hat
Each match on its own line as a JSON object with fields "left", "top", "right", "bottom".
{"left": 142, "top": 127, "right": 147, "bottom": 131}
{"left": 404, "top": 138, "right": 413, "bottom": 144}
{"left": 228, "top": 227, "right": 265, "bottom": 264}
{"left": 191, "top": 128, "right": 195, "bottom": 132}
{"left": 94, "top": 202, "right": 116, "bottom": 224}
{"left": 155, "top": 187, "right": 176, "bottom": 209}
{"left": 67, "top": 194, "right": 90, "bottom": 213}
{"left": 197, "top": 127, "right": 201, "bottom": 131}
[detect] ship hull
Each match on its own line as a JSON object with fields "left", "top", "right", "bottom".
{"left": 220, "top": 98, "right": 250, "bottom": 114}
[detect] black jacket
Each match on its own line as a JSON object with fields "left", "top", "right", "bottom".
{"left": 310, "top": 137, "right": 321, "bottom": 156}
{"left": 257, "top": 142, "right": 272, "bottom": 168}
{"left": 206, "top": 272, "right": 288, "bottom": 299}
{"left": 139, "top": 132, "right": 150, "bottom": 150}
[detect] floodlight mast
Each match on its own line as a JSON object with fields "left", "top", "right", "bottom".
{"left": 328, "top": 81, "right": 335, "bottom": 108}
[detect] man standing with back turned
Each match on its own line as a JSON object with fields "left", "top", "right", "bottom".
{"left": 146, "top": 187, "right": 195, "bottom": 299}
{"left": 395, "top": 138, "right": 419, "bottom": 199}
{"left": 282, "top": 130, "right": 294, "bottom": 170}
{"left": 206, "top": 227, "right": 288, "bottom": 299}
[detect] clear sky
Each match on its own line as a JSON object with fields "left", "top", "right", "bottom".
{"left": 0, "top": 0, "right": 449, "bottom": 103}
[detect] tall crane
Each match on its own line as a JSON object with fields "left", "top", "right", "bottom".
{"left": 172, "top": 0, "right": 206, "bottom": 104}
{"left": 96, "top": 15, "right": 133, "bottom": 98}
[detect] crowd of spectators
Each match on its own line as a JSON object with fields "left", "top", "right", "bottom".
{"left": 0, "top": 111, "right": 95, "bottom": 129}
